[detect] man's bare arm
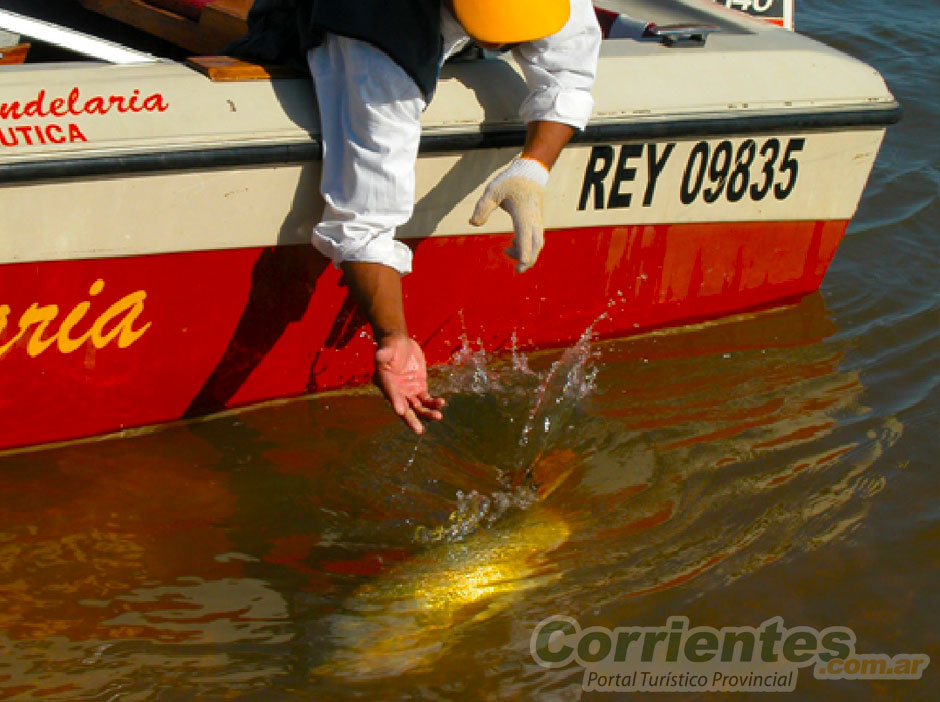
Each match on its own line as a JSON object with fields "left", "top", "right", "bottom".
{"left": 341, "top": 261, "right": 445, "bottom": 434}
{"left": 341, "top": 261, "right": 409, "bottom": 343}
{"left": 521, "top": 120, "right": 574, "bottom": 170}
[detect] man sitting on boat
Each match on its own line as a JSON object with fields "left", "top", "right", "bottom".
{"left": 230, "top": 0, "right": 601, "bottom": 433}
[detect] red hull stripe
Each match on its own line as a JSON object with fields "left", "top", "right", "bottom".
{"left": 0, "top": 220, "right": 846, "bottom": 452}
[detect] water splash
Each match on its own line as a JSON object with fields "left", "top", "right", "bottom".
{"left": 413, "top": 487, "right": 538, "bottom": 544}
{"left": 509, "top": 331, "right": 538, "bottom": 377}
{"left": 517, "top": 323, "right": 599, "bottom": 459}
{"left": 445, "top": 311, "right": 502, "bottom": 394}
{"left": 413, "top": 319, "right": 602, "bottom": 544}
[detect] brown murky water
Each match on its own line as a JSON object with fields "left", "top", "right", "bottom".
{"left": 1, "top": 0, "right": 937, "bottom": 699}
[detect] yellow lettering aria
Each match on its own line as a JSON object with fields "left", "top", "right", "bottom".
{"left": 90, "top": 290, "right": 152, "bottom": 349}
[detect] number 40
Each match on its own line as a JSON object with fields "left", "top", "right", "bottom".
{"left": 722, "top": 0, "right": 775, "bottom": 13}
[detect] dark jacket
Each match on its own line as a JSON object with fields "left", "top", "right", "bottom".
{"left": 225, "top": 0, "right": 443, "bottom": 100}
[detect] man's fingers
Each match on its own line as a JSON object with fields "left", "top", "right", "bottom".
{"left": 470, "top": 190, "right": 500, "bottom": 226}
{"left": 409, "top": 394, "right": 444, "bottom": 421}
{"left": 414, "top": 406, "right": 443, "bottom": 422}
{"left": 401, "top": 406, "right": 425, "bottom": 435}
{"left": 516, "top": 221, "right": 534, "bottom": 267}
{"left": 390, "top": 393, "right": 424, "bottom": 434}
{"left": 511, "top": 220, "right": 544, "bottom": 273}
{"left": 412, "top": 403, "right": 443, "bottom": 422}
{"left": 416, "top": 391, "right": 446, "bottom": 409}
{"left": 389, "top": 386, "right": 445, "bottom": 434}
{"left": 388, "top": 391, "right": 426, "bottom": 434}
{"left": 391, "top": 393, "right": 410, "bottom": 418}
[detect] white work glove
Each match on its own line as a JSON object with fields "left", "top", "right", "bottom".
{"left": 470, "top": 156, "right": 550, "bottom": 273}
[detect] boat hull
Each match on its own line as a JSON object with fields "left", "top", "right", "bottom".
{"left": 1, "top": 215, "right": 846, "bottom": 452}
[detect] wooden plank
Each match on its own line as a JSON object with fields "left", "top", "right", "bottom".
{"left": 186, "top": 55, "right": 301, "bottom": 81}
{"left": 80, "top": 0, "right": 241, "bottom": 54}
{"left": 0, "top": 42, "right": 29, "bottom": 64}
{"left": 200, "top": 0, "right": 251, "bottom": 38}
{"left": 145, "top": 1, "right": 210, "bottom": 22}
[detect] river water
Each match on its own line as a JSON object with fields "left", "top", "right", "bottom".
{"left": 1, "top": 0, "right": 937, "bottom": 699}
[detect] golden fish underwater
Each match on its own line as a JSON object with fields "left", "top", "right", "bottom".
{"left": 316, "top": 501, "right": 571, "bottom": 679}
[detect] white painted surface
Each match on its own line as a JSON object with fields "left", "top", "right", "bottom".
{"left": 0, "top": 129, "right": 884, "bottom": 263}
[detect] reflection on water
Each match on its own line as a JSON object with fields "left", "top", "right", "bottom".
{"left": 0, "top": 291, "right": 910, "bottom": 698}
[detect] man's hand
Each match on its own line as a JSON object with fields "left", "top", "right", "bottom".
{"left": 469, "top": 121, "right": 574, "bottom": 273}
{"left": 374, "top": 334, "right": 446, "bottom": 434}
{"left": 470, "top": 157, "right": 550, "bottom": 273}
{"left": 340, "top": 262, "right": 445, "bottom": 434}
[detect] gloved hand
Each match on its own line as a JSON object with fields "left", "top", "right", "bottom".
{"left": 374, "top": 334, "right": 445, "bottom": 435}
{"left": 470, "top": 156, "right": 550, "bottom": 273}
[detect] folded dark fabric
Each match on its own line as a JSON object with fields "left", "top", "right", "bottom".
{"left": 225, "top": 0, "right": 443, "bottom": 100}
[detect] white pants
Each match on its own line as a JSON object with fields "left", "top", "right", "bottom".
{"left": 308, "top": 35, "right": 425, "bottom": 275}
